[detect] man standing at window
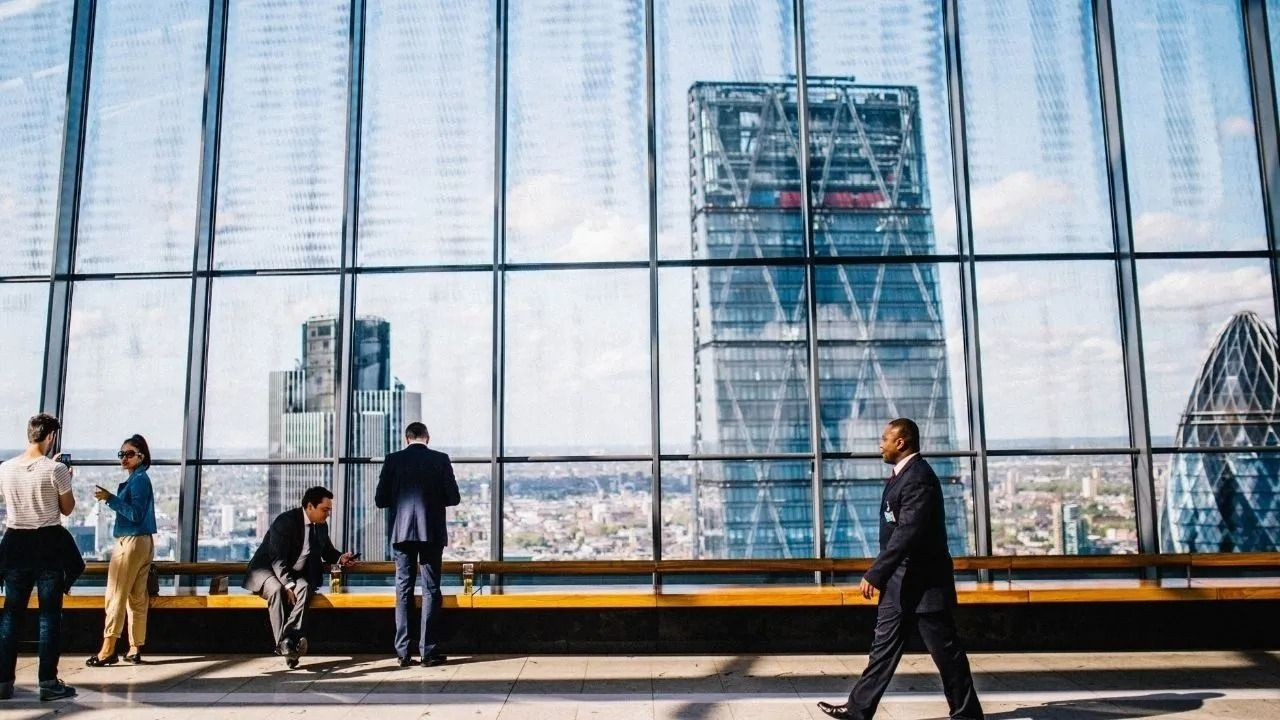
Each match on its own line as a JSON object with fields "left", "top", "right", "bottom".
{"left": 376, "top": 422, "right": 460, "bottom": 667}
{"left": 243, "top": 486, "right": 357, "bottom": 669}
{"left": 0, "top": 414, "right": 81, "bottom": 701}
{"left": 818, "top": 418, "right": 983, "bottom": 720}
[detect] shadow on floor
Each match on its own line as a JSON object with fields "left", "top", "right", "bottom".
{"left": 980, "top": 691, "right": 1225, "bottom": 719}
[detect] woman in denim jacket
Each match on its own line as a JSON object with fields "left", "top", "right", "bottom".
{"left": 86, "top": 434, "right": 157, "bottom": 666}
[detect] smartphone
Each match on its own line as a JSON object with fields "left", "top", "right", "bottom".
{"left": 58, "top": 452, "right": 71, "bottom": 465}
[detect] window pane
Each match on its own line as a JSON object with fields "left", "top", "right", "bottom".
{"left": 805, "top": 0, "right": 957, "bottom": 255}
{"left": 197, "top": 464, "right": 332, "bottom": 561}
{"left": 504, "top": 461, "right": 651, "bottom": 560}
{"left": 203, "top": 275, "right": 340, "bottom": 458}
{"left": 816, "top": 262, "right": 968, "bottom": 453}
{"left": 504, "top": 270, "right": 649, "bottom": 455}
{"left": 65, "top": 465, "right": 180, "bottom": 561}
{"left": 1115, "top": 0, "right": 1268, "bottom": 251}
{"left": 214, "top": 0, "right": 350, "bottom": 269}
{"left": 824, "top": 457, "right": 974, "bottom": 558}
{"left": 989, "top": 455, "right": 1138, "bottom": 555}
{"left": 661, "top": 265, "right": 812, "bottom": 456}
{"left": 346, "top": 462, "right": 490, "bottom": 562}
{"left": 663, "top": 459, "right": 812, "bottom": 559}
{"left": 61, "top": 280, "right": 190, "bottom": 460}
{"left": 655, "top": 0, "right": 797, "bottom": 260}
{"left": 75, "top": 0, "right": 207, "bottom": 272}
{"left": 506, "top": 0, "right": 647, "bottom": 263}
{"left": 1138, "top": 259, "right": 1277, "bottom": 446}
{"left": 0, "top": 283, "right": 47, "bottom": 456}
{"left": 976, "top": 262, "right": 1128, "bottom": 449}
{"left": 0, "top": 0, "right": 73, "bottom": 276}
{"left": 1272, "top": 0, "right": 1280, "bottom": 120}
{"left": 358, "top": 0, "right": 495, "bottom": 266}
{"left": 351, "top": 273, "right": 491, "bottom": 455}
{"left": 660, "top": 266, "right": 819, "bottom": 457}
{"left": 1157, "top": 452, "right": 1280, "bottom": 553}
{"left": 959, "top": 1, "right": 1112, "bottom": 253}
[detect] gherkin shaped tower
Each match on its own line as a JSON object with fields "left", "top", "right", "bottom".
{"left": 1161, "top": 311, "right": 1280, "bottom": 552}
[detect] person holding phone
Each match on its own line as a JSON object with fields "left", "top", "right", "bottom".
{"left": 0, "top": 413, "right": 82, "bottom": 701}
{"left": 86, "top": 435, "right": 156, "bottom": 666}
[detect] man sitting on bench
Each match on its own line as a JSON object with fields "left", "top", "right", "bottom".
{"left": 243, "top": 486, "right": 357, "bottom": 668}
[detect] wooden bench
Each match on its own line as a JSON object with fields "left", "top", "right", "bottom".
{"left": 6, "top": 553, "right": 1277, "bottom": 609}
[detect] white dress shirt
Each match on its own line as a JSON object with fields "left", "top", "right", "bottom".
{"left": 892, "top": 452, "right": 920, "bottom": 477}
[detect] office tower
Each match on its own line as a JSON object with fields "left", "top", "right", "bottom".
{"left": 1161, "top": 311, "right": 1280, "bottom": 553}
{"left": 1082, "top": 467, "right": 1098, "bottom": 500}
{"left": 268, "top": 316, "right": 421, "bottom": 558}
{"left": 1061, "top": 502, "right": 1083, "bottom": 555}
{"left": 689, "top": 80, "right": 967, "bottom": 558}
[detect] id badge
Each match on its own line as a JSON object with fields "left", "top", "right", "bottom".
{"left": 883, "top": 503, "right": 896, "bottom": 524}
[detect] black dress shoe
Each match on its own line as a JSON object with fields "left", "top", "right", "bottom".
{"left": 420, "top": 654, "right": 447, "bottom": 667}
{"left": 85, "top": 653, "right": 119, "bottom": 667}
{"left": 816, "top": 701, "right": 859, "bottom": 719}
{"left": 397, "top": 656, "right": 413, "bottom": 667}
{"left": 123, "top": 650, "right": 143, "bottom": 664}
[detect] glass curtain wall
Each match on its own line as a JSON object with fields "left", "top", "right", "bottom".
{"left": 3, "top": 0, "right": 1280, "bottom": 563}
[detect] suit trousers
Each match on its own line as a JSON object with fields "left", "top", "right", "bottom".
{"left": 393, "top": 542, "right": 444, "bottom": 659}
{"left": 258, "top": 576, "right": 313, "bottom": 648}
{"left": 847, "top": 599, "right": 983, "bottom": 720}
{"left": 102, "top": 534, "right": 153, "bottom": 647}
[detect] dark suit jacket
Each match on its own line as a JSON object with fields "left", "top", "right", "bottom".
{"left": 375, "top": 444, "right": 460, "bottom": 547}
{"left": 863, "top": 455, "right": 957, "bottom": 613}
{"left": 242, "top": 507, "right": 340, "bottom": 594}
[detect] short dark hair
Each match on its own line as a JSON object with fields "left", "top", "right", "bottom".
{"left": 122, "top": 434, "right": 152, "bottom": 469}
{"left": 27, "top": 413, "right": 61, "bottom": 444}
{"left": 405, "top": 422, "right": 429, "bottom": 440}
{"left": 888, "top": 417, "right": 921, "bottom": 452}
{"left": 301, "top": 486, "right": 333, "bottom": 508}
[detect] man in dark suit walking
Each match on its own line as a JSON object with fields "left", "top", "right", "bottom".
{"left": 243, "top": 486, "right": 356, "bottom": 668}
{"left": 819, "top": 418, "right": 983, "bottom": 720}
{"left": 375, "top": 422, "right": 460, "bottom": 667}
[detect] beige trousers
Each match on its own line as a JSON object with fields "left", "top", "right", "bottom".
{"left": 103, "top": 534, "right": 154, "bottom": 646}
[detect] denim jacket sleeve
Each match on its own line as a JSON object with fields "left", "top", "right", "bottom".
{"left": 107, "top": 470, "right": 153, "bottom": 526}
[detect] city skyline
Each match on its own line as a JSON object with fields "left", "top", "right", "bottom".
{"left": 4, "top": 0, "right": 1280, "bottom": 559}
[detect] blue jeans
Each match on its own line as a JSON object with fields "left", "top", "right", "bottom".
{"left": 393, "top": 542, "right": 443, "bottom": 659}
{"left": 0, "top": 569, "right": 64, "bottom": 683}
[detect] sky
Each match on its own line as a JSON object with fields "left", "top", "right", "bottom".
{"left": 2, "top": 0, "right": 1278, "bottom": 457}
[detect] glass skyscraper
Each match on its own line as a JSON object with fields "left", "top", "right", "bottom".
{"left": 1161, "top": 311, "right": 1280, "bottom": 553}
{"left": 689, "top": 80, "right": 967, "bottom": 558}
{"left": 268, "top": 316, "right": 421, "bottom": 558}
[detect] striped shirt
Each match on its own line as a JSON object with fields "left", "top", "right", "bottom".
{"left": 0, "top": 455, "right": 73, "bottom": 529}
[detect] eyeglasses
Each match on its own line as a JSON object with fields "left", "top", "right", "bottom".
{"left": 117, "top": 450, "right": 142, "bottom": 460}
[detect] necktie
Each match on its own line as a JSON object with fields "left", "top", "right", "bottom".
{"left": 308, "top": 524, "right": 319, "bottom": 561}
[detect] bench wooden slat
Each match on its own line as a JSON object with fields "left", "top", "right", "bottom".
{"left": 72, "top": 552, "right": 1280, "bottom": 581}
{"left": 10, "top": 578, "right": 1280, "bottom": 610}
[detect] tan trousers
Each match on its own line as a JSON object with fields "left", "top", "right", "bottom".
{"left": 103, "top": 534, "right": 154, "bottom": 646}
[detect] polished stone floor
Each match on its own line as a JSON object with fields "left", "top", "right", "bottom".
{"left": 2, "top": 651, "right": 1278, "bottom": 719}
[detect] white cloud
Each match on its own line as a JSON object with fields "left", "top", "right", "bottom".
{"left": 0, "top": 0, "right": 43, "bottom": 23}
{"left": 507, "top": 173, "right": 644, "bottom": 261}
{"left": 555, "top": 212, "right": 644, "bottom": 263}
{"left": 1132, "top": 212, "right": 1212, "bottom": 248}
{"left": 968, "top": 171, "right": 1076, "bottom": 233}
{"left": 976, "top": 271, "right": 1031, "bottom": 305}
{"left": 506, "top": 173, "right": 580, "bottom": 236}
{"left": 1140, "top": 265, "right": 1272, "bottom": 311}
{"left": 1220, "top": 115, "right": 1254, "bottom": 137}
